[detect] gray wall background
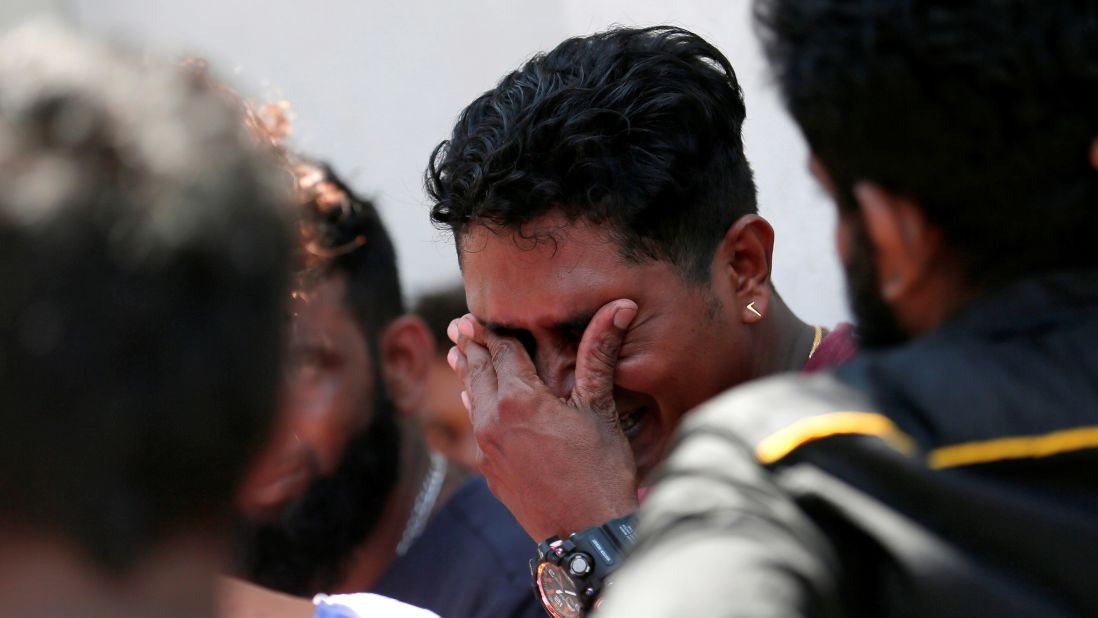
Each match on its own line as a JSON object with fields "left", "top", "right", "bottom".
{"left": 5, "top": 0, "right": 849, "bottom": 327}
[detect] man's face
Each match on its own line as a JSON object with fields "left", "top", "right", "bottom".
{"left": 235, "top": 273, "right": 400, "bottom": 594}
{"left": 841, "top": 214, "right": 909, "bottom": 349}
{"left": 239, "top": 274, "right": 377, "bottom": 520}
{"left": 812, "top": 158, "right": 909, "bottom": 349}
{"left": 460, "top": 213, "right": 747, "bottom": 481}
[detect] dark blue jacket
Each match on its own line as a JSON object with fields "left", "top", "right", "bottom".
{"left": 373, "top": 475, "right": 543, "bottom": 618}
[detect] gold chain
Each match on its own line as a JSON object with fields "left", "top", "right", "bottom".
{"left": 807, "top": 325, "right": 824, "bottom": 360}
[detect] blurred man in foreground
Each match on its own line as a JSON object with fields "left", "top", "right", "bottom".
{"left": 600, "top": 1, "right": 1098, "bottom": 615}
{"left": 0, "top": 23, "right": 291, "bottom": 618}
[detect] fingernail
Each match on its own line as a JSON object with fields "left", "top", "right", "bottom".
{"left": 447, "top": 320, "right": 460, "bottom": 344}
{"left": 458, "top": 316, "right": 475, "bottom": 339}
{"left": 446, "top": 346, "right": 459, "bottom": 370}
{"left": 613, "top": 304, "right": 638, "bottom": 330}
{"left": 460, "top": 390, "right": 471, "bottom": 412}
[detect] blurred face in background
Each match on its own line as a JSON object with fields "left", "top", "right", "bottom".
{"left": 238, "top": 274, "right": 375, "bottom": 520}
{"left": 235, "top": 272, "right": 401, "bottom": 593}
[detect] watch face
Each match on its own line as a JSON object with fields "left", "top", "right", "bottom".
{"left": 536, "top": 561, "right": 585, "bottom": 618}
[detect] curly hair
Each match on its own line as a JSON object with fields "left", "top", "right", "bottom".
{"left": 231, "top": 93, "right": 404, "bottom": 346}
{"left": 755, "top": 0, "right": 1098, "bottom": 286}
{"left": 291, "top": 159, "right": 404, "bottom": 346}
{"left": 427, "top": 26, "right": 757, "bottom": 282}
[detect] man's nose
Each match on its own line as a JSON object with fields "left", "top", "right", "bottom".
{"left": 535, "top": 348, "right": 576, "bottom": 399}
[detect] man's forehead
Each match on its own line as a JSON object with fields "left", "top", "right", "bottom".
{"left": 463, "top": 266, "right": 599, "bottom": 327}
{"left": 455, "top": 213, "right": 665, "bottom": 333}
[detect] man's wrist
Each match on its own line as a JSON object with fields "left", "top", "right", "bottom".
{"left": 532, "top": 514, "right": 638, "bottom": 616}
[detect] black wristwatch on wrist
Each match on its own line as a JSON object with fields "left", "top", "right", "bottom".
{"left": 531, "top": 514, "right": 637, "bottom": 617}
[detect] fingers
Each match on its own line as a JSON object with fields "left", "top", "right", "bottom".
{"left": 445, "top": 346, "right": 473, "bottom": 419}
{"left": 445, "top": 345, "right": 471, "bottom": 419}
{"left": 572, "top": 299, "right": 637, "bottom": 420}
{"left": 482, "top": 328, "right": 540, "bottom": 384}
{"left": 449, "top": 314, "right": 539, "bottom": 386}
{"left": 446, "top": 315, "right": 497, "bottom": 422}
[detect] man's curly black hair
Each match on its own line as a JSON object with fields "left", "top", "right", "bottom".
{"left": 755, "top": 0, "right": 1098, "bottom": 287}
{"left": 427, "top": 26, "right": 757, "bottom": 282}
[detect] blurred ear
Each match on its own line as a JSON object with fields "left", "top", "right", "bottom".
{"left": 714, "top": 214, "right": 775, "bottom": 324}
{"left": 378, "top": 315, "right": 434, "bottom": 416}
{"left": 853, "top": 181, "right": 940, "bottom": 302}
{"left": 1090, "top": 136, "right": 1098, "bottom": 171}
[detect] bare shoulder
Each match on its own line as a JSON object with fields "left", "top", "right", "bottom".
{"left": 218, "top": 577, "right": 313, "bottom": 618}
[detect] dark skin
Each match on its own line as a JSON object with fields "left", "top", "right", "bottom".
{"left": 219, "top": 579, "right": 313, "bottom": 618}
{"left": 334, "top": 309, "right": 467, "bottom": 593}
{"left": 446, "top": 212, "right": 819, "bottom": 541}
{"left": 238, "top": 276, "right": 381, "bottom": 521}
{"left": 1, "top": 528, "right": 226, "bottom": 618}
{"left": 234, "top": 275, "right": 464, "bottom": 596}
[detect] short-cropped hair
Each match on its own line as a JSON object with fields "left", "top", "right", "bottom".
{"left": 755, "top": 0, "right": 1098, "bottom": 286}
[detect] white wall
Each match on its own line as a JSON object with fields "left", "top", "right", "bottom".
{"left": 0, "top": 0, "right": 62, "bottom": 29}
{"left": 65, "top": 0, "right": 849, "bottom": 326}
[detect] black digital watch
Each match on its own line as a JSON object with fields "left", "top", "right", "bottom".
{"left": 531, "top": 514, "right": 637, "bottom": 617}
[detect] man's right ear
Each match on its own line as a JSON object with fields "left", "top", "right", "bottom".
{"left": 1089, "top": 136, "right": 1098, "bottom": 171}
{"left": 853, "top": 181, "right": 940, "bottom": 304}
{"left": 713, "top": 215, "right": 776, "bottom": 325}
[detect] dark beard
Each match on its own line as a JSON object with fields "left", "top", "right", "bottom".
{"left": 844, "top": 212, "right": 910, "bottom": 349}
{"left": 234, "top": 389, "right": 401, "bottom": 596}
